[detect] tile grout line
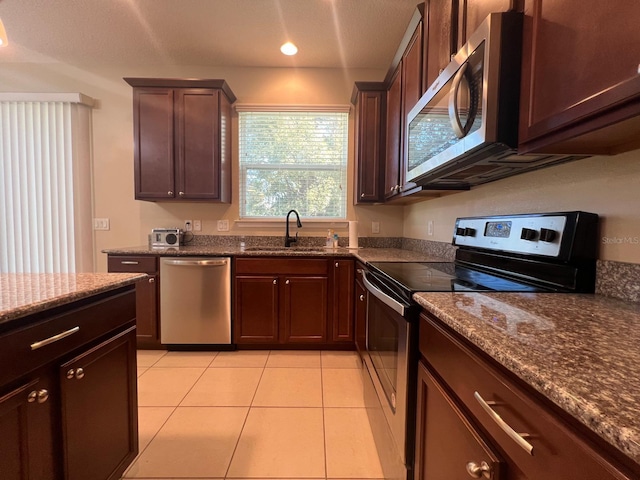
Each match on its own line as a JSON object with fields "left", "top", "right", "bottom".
{"left": 223, "top": 349, "right": 271, "bottom": 479}
{"left": 321, "top": 351, "right": 329, "bottom": 480}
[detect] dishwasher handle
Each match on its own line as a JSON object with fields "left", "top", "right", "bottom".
{"left": 163, "top": 259, "right": 228, "bottom": 267}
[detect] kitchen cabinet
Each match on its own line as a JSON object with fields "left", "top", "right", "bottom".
{"left": 124, "top": 78, "right": 235, "bottom": 202}
{"left": 423, "top": 0, "right": 456, "bottom": 90}
{"left": 234, "top": 258, "right": 329, "bottom": 345}
{"left": 59, "top": 328, "right": 137, "bottom": 480}
{"left": 354, "top": 263, "right": 367, "bottom": 354}
{"left": 0, "top": 286, "right": 139, "bottom": 480}
{"left": 352, "top": 83, "right": 386, "bottom": 204}
{"left": 518, "top": 1, "right": 640, "bottom": 155}
{"left": 418, "top": 312, "right": 638, "bottom": 479}
{"left": 455, "top": 0, "right": 521, "bottom": 51}
{"left": 331, "top": 259, "right": 354, "bottom": 343}
{"left": 108, "top": 255, "right": 160, "bottom": 348}
{"left": 385, "top": 7, "right": 424, "bottom": 201}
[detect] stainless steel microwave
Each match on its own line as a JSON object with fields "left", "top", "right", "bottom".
{"left": 405, "top": 12, "right": 570, "bottom": 188}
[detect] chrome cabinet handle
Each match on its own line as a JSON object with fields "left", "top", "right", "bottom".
{"left": 466, "top": 461, "right": 491, "bottom": 479}
{"left": 66, "top": 369, "right": 75, "bottom": 379}
{"left": 356, "top": 268, "right": 363, "bottom": 274}
{"left": 28, "top": 389, "right": 49, "bottom": 404}
{"left": 359, "top": 294, "right": 365, "bottom": 301}
{"left": 273, "top": 279, "right": 277, "bottom": 285}
{"left": 149, "top": 277, "right": 155, "bottom": 283}
{"left": 120, "top": 260, "right": 139, "bottom": 265}
{"left": 285, "top": 279, "right": 290, "bottom": 284}
{"left": 474, "top": 391, "right": 534, "bottom": 455}
{"left": 360, "top": 193, "right": 365, "bottom": 198}
{"left": 66, "top": 368, "right": 84, "bottom": 380}
{"left": 335, "top": 262, "right": 339, "bottom": 268}
{"left": 168, "top": 191, "right": 174, "bottom": 196}
{"left": 75, "top": 368, "right": 85, "bottom": 379}
{"left": 179, "top": 191, "right": 185, "bottom": 196}
{"left": 31, "top": 326, "right": 80, "bottom": 350}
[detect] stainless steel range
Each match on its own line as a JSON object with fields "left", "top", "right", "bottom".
{"left": 359, "top": 211, "right": 599, "bottom": 480}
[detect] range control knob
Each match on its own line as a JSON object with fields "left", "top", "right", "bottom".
{"left": 464, "top": 227, "right": 476, "bottom": 237}
{"left": 539, "top": 228, "right": 556, "bottom": 242}
{"left": 520, "top": 228, "right": 537, "bottom": 241}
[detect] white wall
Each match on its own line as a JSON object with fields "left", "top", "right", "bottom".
{"left": 0, "top": 63, "right": 404, "bottom": 272}
{"left": 403, "top": 149, "right": 640, "bottom": 263}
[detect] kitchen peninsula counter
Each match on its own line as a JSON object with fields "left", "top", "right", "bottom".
{"left": 414, "top": 291, "right": 640, "bottom": 468}
{"left": 0, "top": 272, "right": 146, "bottom": 329}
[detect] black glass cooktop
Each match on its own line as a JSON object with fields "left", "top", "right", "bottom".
{"left": 368, "top": 262, "right": 547, "bottom": 295}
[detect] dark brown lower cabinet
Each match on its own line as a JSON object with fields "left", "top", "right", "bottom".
{"left": 233, "top": 257, "right": 353, "bottom": 347}
{"left": 60, "top": 327, "right": 138, "bottom": 480}
{"left": 415, "top": 362, "right": 504, "bottom": 480}
{"left": 419, "top": 312, "right": 638, "bottom": 480}
{"left": 0, "top": 374, "right": 57, "bottom": 480}
{"left": 0, "top": 286, "right": 139, "bottom": 480}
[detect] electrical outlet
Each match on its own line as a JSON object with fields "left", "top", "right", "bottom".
{"left": 184, "top": 220, "right": 193, "bottom": 232}
{"left": 371, "top": 221, "right": 380, "bottom": 234}
{"left": 217, "top": 219, "right": 229, "bottom": 232}
{"left": 428, "top": 220, "right": 434, "bottom": 236}
{"left": 193, "top": 220, "right": 202, "bottom": 232}
{"left": 93, "top": 218, "right": 110, "bottom": 231}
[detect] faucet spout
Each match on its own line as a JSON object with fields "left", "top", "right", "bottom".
{"left": 285, "top": 209, "right": 302, "bottom": 247}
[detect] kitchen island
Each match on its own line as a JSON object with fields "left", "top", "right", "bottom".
{"left": 414, "top": 291, "right": 640, "bottom": 478}
{"left": 0, "top": 272, "right": 145, "bottom": 480}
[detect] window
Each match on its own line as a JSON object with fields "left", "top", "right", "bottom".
{"left": 238, "top": 108, "right": 349, "bottom": 219}
{"left": 0, "top": 94, "right": 94, "bottom": 273}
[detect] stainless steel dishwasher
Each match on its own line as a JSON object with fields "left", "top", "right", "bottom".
{"left": 160, "top": 257, "right": 231, "bottom": 347}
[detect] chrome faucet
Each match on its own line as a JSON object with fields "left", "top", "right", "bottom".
{"left": 285, "top": 209, "right": 302, "bottom": 247}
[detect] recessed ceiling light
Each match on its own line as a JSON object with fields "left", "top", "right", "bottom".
{"left": 280, "top": 42, "right": 298, "bottom": 56}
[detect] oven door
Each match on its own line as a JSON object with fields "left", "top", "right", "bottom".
{"left": 361, "top": 271, "right": 411, "bottom": 465}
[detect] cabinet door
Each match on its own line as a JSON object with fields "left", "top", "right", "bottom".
{"left": 234, "top": 276, "right": 279, "bottom": 344}
{"left": 135, "top": 274, "right": 159, "bottom": 347}
{"left": 385, "top": 66, "right": 402, "bottom": 199}
{"left": 457, "top": 0, "right": 518, "bottom": 51}
{"left": 282, "top": 276, "right": 328, "bottom": 343}
{"left": 354, "top": 89, "right": 386, "bottom": 204}
{"left": 59, "top": 327, "right": 138, "bottom": 480}
{"left": 0, "top": 376, "right": 57, "bottom": 480}
{"left": 133, "top": 88, "right": 175, "bottom": 200}
{"left": 519, "top": 0, "right": 640, "bottom": 153}
{"left": 415, "top": 361, "right": 504, "bottom": 480}
{"left": 354, "top": 274, "right": 367, "bottom": 354}
{"left": 423, "top": 0, "right": 456, "bottom": 90}
{"left": 331, "top": 260, "right": 354, "bottom": 343}
{"left": 175, "top": 89, "right": 222, "bottom": 200}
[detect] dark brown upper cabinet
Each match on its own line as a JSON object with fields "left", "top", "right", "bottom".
{"left": 518, "top": 0, "right": 640, "bottom": 155}
{"left": 352, "top": 83, "right": 386, "bottom": 204}
{"left": 124, "top": 78, "right": 236, "bottom": 202}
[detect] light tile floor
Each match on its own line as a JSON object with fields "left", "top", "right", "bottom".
{"left": 123, "top": 350, "right": 384, "bottom": 480}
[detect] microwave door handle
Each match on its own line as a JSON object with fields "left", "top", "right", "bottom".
{"left": 448, "top": 62, "right": 469, "bottom": 139}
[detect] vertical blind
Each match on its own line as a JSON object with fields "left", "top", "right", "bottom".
{"left": 238, "top": 109, "right": 349, "bottom": 219}
{"left": 0, "top": 97, "right": 94, "bottom": 273}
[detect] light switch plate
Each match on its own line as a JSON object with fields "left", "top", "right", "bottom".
{"left": 217, "top": 219, "right": 229, "bottom": 231}
{"left": 428, "top": 220, "right": 434, "bottom": 236}
{"left": 94, "top": 218, "right": 110, "bottom": 231}
{"left": 193, "top": 220, "right": 202, "bottom": 232}
{"left": 371, "top": 221, "right": 380, "bottom": 234}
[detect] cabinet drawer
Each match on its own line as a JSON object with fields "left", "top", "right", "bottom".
{"left": 0, "top": 290, "right": 136, "bottom": 387}
{"left": 235, "top": 258, "right": 328, "bottom": 275}
{"left": 108, "top": 256, "right": 158, "bottom": 274}
{"left": 420, "top": 313, "right": 631, "bottom": 480}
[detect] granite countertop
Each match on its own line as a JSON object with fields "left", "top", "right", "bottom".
{"left": 0, "top": 272, "right": 147, "bottom": 325}
{"left": 413, "top": 291, "right": 640, "bottom": 466}
{"left": 102, "top": 245, "right": 448, "bottom": 264}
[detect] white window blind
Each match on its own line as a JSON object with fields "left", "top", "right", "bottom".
{"left": 238, "top": 109, "right": 349, "bottom": 219}
{"left": 0, "top": 95, "right": 94, "bottom": 273}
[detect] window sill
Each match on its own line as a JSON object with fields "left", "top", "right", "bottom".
{"left": 235, "top": 219, "right": 349, "bottom": 229}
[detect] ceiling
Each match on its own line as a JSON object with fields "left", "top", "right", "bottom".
{"left": 0, "top": 0, "right": 421, "bottom": 69}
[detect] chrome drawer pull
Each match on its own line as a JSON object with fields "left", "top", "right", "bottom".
{"left": 31, "top": 326, "right": 80, "bottom": 350}
{"left": 120, "top": 261, "right": 139, "bottom": 265}
{"left": 474, "top": 391, "right": 534, "bottom": 455}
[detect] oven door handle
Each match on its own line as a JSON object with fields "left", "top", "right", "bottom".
{"left": 362, "top": 272, "right": 406, "bottom": 316}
